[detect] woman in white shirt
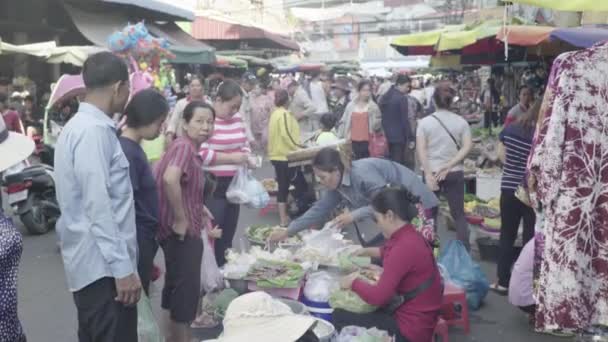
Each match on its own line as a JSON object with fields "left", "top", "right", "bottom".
{"left": 416, "top": 81, "right": 473, "bottom": 250}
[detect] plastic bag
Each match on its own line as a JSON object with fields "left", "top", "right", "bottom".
{"left": 336, "top": 326, "right": 393, "bottom": 342}
{"left": 137, "top": 295, "right": 162, "bottom": 342}
{"left": 201, "top": 230, "right": 223, "bottom": 293}
{"left": 226, "top": 167, "right": 269, "bottom": 209}
{"left": 329, "top": 290, "right": 378, "bottom": 314}
{"left": 439, "top": 240, "right": 489, "bottom": 310}
{"left": 304, "top": 271, "right": 339, "bottom": 302}
{"left": 368, "top": 133, "right": 388, "bottom": 158}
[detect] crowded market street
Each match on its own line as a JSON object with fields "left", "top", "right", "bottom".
{"left": 10, "top": 165, "right": 563, "bottom": 342}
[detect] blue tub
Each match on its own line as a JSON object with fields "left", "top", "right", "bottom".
{"left": 301, "top": 296, "right": 333, "bottom": 322}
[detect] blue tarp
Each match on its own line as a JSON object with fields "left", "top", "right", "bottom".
{"left": 550, "top": 27, "right": 608, "bottom": 48}
{"left": 101, "top": 0, "right": 195, "bottom": 21}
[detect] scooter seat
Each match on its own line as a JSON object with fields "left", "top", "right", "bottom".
{"left": 3, "top": 165, "right": 49, "bottom": 184}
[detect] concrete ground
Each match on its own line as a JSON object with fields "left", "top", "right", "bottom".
{"left": 11, "top": 165, "right": 568, "bottom": 342}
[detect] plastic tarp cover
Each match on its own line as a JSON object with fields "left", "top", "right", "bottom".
{"left": 496, "top": 26, "right": 554, "bottom": 46}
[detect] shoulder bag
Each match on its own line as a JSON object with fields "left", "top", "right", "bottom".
{"left": 430, "top": 114, "right": 461, "bottom": 150}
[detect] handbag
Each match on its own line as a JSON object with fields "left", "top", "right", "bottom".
{"left": 430, "top": 114, "right": 461, "bottom": 150}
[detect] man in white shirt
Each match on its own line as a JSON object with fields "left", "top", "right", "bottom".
{"left": 240, "top": 72, "right": 257, "bottom": 143}
{"left": 308, "top": 72, "right": 329, "bottom": 132}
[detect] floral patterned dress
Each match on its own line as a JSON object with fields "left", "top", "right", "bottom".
{"left": 528, "top": 42, "right": 608, "bottom": 332}
{"left": 0, "top": 212, "right": 25, "bottom": 341}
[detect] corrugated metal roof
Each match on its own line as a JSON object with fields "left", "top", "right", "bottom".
{"left": 101, "top": 0, "right": 195, "bottom": 21}
{"left": 191, "top": 16, "right": 299, "bottom": 51}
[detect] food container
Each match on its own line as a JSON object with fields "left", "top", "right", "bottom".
{"left": 301, "top": 295, "right": 333, "bottom": 322}
{"left": 225, "top": 278, "right": 249, "bottom": 294}
{"left": 313, "top": 318, "right": 336, "bottom": 342}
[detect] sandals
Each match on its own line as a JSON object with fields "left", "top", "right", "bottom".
{"left": 490, "top": 283, "right": 508, "bottom": 296}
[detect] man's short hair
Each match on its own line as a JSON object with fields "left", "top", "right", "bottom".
{"left": 395, "top": 74, "right": 411, "bottom": 86}
{"left": 82, "top": 52, "right": 129, "bottom": 90}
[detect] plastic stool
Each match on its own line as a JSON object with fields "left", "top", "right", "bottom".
{"left": 432, "top": 318, "right": 449, "bottom": 342}
{"left": 441, "top": 282, "right": 470, "bottom": 334}
{"left": 259, "top": 203, "right": 278, "bottom": 217}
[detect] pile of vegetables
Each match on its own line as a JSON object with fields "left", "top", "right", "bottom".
{"left": 246, "top": 259, "right": 305, "bottom": 288}
{"left": 465, "top": 197, "right": 501, "bottom": 230}
{"left": 338, "top": 252, "right": 371, "bottom": 272}
{"left": 246, "top": 225, "right": 302, "bottom": 246}
{"left": 329, "top": 290, "right": 377, "bottom": 314}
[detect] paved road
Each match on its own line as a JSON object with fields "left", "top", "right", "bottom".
{"left": 12, "top": 166, "right": 566, "bottom": 342}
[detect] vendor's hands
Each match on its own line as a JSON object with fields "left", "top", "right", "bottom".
{"left": 209, "top": 225, "right": 223, "bottom": 239}
{"left": 333, "top": 212, "right": 354, "bottom": 229}
{"left": 340, "top": 272, "right": 359, "bottom": 290}
{"left": 268, "top": 228, "right": 289, "bottom": 242}
{"left": 364, "top": 264, "right": 384, "bottom": 273}
{"left": 173, "top": 218, "right": 188, "bottom": 240}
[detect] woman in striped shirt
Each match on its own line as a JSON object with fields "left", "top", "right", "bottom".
{"left": 492, "top": 100, "right": 540, "bottom": 295}
{"left": 200, "top": 80, "right": 253, "bottom": 267}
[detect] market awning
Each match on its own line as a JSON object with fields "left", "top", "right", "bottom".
{"left": 0, "top": 40, "right": 57, "bottom": 57}
{"left": 64, "top": 2, "right": 215, "bottom": 64}
{"left": 100, "top": 0, "right": 195, "bottom": 21}
{"left": 214, "top": 55, "right": 248, "bottom": 69}
{"left": 496, "top": 25, "right": 554, "bottom": 46}
{"left": 501, "top": 0, "right": 608, "bottom": 11}
{"left": 550, "top": 27, "right": 608, "bottom": 48}
{"left": 190, "top": 15, "right": 299, "bottom": 51}
{"left": 44, "top": 46, "right": 107, "bottom": 66}
{"left": 391, "top": 21, "right": 502, "bottom": 55}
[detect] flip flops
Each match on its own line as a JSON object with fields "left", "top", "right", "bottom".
{"left": 490, "top": 283, "right": 508, "bottom": 296}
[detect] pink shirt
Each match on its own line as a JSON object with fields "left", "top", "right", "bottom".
{"left": 199, "top": 114, "right": 250, "bottom": 177}
{"left": 352, "top": 225, "right": 442, "bottom": 342}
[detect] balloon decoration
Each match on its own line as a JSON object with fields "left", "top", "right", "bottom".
{"left": 108, "top": 22, "right": 178, "bottom": 108}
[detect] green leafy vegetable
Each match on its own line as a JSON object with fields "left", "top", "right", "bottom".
{"left": 329, "top": 290, "right": 378, "bottom": 313}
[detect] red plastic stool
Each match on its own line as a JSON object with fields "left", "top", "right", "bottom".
{"left": 432, "top": 318, "right": 449, "bottom": 342}
{"left": 441, "top": 282, "right": 470, "bottom": 334}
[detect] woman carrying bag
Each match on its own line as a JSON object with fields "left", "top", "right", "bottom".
{"left": 337, "top": 80, "right": 382, "bottom": 160}
{"left": 417, "top": 81, "right": 473, "bottom": 250}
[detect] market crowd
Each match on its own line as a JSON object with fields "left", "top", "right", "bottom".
{"left": 0, "top": 46, "right": 606, "bottom": 342}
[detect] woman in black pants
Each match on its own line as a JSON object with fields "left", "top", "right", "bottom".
{"left": 416, "top": 81, "right": 473, "bottom": 250}
{"left": 199, "top": 80, "right": 254, "bottom": 267}
{"left": 119, "top": 89, "right": 169, "bottom": 295}
{"left": 491, "top": 101, "right": 540, "bottom": 295}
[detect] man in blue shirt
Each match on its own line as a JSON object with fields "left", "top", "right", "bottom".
{"left": 54, "top": 52, "right": 140, "bottom": 342}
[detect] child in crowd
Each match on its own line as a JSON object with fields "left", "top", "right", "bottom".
{"left": 315, "top": 113, "right": 339, "bottom": 146}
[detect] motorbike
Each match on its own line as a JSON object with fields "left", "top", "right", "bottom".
{"left": 2, "top": 162, "right": 59, "bottom": 235}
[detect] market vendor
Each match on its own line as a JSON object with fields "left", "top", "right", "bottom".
{"left": 333, "top": 186, "right": 443, "bottom": 342}
{"left": 268, "top": 147, "right": 439, "bottom": 242}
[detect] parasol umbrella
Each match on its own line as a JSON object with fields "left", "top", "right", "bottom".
{"left": 501, "top": 0, "right": 608, "bottom": 11}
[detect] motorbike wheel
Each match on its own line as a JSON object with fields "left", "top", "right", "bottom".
{"left": 20, "top": 194, "right": 51, "bottom": 235}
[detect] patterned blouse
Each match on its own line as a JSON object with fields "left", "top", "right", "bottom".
{"left": 528, "top": 41, "right": 608, "bottom": 332}
{"left": 0, "top": 212, "right": 25, "bottom": 341}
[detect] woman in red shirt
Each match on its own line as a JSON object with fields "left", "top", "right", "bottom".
{"left": 335, "top": 186, "right": 443, "bottom": 342}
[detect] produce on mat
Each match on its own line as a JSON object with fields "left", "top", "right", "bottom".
{"left": 473, "top": 204, "right": 500, "bottom": 218}
{"left": 246, "top": 259, "right": 305, "bottom": 288}
{"left": 212, "top": 289, "right": 239, "bottom": 318}
{"left": 336, "top": 326, "right": 393, "bottom": 342}
{"left": 338, "top": 252, "right": 371, "bottom": 272}
{"left": 246, "top": 225, "right": 302, "bottom": 245}
{"left": 484, "top": 217, "right": 501, "bottom": 230}
{"left": 329, "top": 290, "right": 378, "bottom": 314}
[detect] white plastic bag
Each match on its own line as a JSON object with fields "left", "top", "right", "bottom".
{"left": 226, "top": 167, "right": 269, "bottom": 209}
{"left": 137, "top": 295, "right": 162, "bottom": 342}
{"left": 201, "top": 230, "right": 224, "bottom": 293}
{"left": 304, "top": 271, "right": 339, "bottom": 302}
